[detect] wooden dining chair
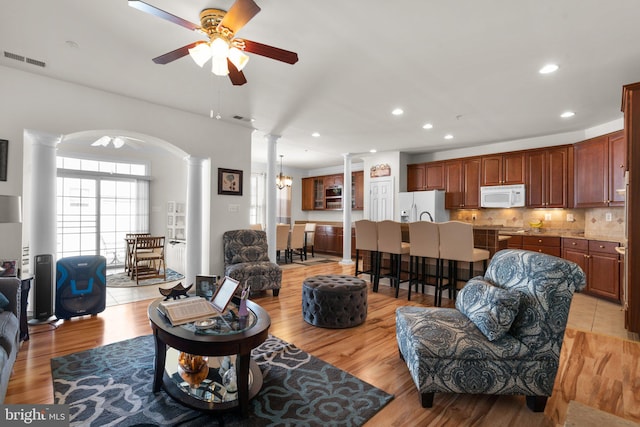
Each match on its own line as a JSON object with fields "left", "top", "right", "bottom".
{"left": 132, "top": 236, "right": 166, "bottom": 284}
{"left": 125, "top": 232, "right": 151, "bottom": 276}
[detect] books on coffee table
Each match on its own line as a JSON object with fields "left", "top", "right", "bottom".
{"left": 157, "top": 276, "right": 240, "bottom": 326}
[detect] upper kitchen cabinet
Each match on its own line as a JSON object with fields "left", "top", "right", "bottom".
{"left": 425, "top": 162, "right": 445, "bottom": 190}
{"left": 407, "top": 163, "right": 425, "bottom": 191}
{"left": 445, "top": 157, "right": 481, "bottom": 209}
{"left": 525, "top": 146, "right": 572, "bottom": 208}
{"left": 407, "top": 162, "right": 444, "bottom": 191}
{"left": 301, "top": 177, "right": 316, "bottom": 210}
{"left": 481, "top": 152, "right": 525, "bottom": 186}
{"left": 609, "top": 131, "right": 626, "bottom": 206}
{"left": 302, "top": 171, "right": 363, "bottom": 211}
{"left": 352, "top": 171, "right": 364, "bottom": 209}
{"left": 574, "top": 130, "right": 626, "bottom": 207}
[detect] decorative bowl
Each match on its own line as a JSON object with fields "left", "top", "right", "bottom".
{"left": 194, "top": 319, "right": 215, "bottom": 330}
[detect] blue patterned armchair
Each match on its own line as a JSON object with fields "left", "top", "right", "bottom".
{"left": 396, "top": 249, "right": 586, "bottom": 412}
{"left": 223, "top": 229, "right": 282, "bottom": 296}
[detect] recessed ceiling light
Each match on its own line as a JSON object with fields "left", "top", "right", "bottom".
{"left": 444, "top": 134, "right": 454, "bottom": 140}
{"left": 539, "top": 64, "right": 559, "bottom": 74}
{"left": 369, "top": 149, "right": 377, "bottom": 153}
{"left": 391, "top": 108, "right": 404, "bottom": 116}
{"left": 560, "top": 111, "right": 575, "bottom": 118}
{"left": 422, "top": 123, "right": 433, "bottom": 129}
{"left": 311, "top": 132, "right": 320, "bottom": 137}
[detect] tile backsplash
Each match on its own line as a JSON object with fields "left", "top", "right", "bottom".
{"left": 450, "top": 207, "right": 624, "bottom": 238}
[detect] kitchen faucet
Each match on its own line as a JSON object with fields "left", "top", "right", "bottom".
{"left": 419, "top": 211, "right": 434, "bottom": 222}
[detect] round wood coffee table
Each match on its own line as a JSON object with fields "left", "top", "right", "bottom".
{"left": 148, "top": 298, "right": 270, "bottom": 417}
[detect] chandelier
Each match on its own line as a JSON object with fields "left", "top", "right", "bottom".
{"left": 276, "top": 155, "right": 292, "bottom": 190}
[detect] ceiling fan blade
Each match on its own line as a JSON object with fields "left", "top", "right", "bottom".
{"left": 227, "top": 59, "right": 248, "bottom": 86}
{"left": 128, "top": 0, "right": 200, "bottom": 31}
{"left": 241, "top": 39, "right": 299, "bottom": 64}
{"left": 152, "top": 42, "right": 200, "bottom": 64}
{"left": 219, "top": 0, "right": 261, "bottom": 34}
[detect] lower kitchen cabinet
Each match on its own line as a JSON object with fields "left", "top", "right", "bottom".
{"left": 562, "top": 238, "right": 621, "bottom": 302}
{"left": 522, "top": 235, "right": 561, "bottom": 257}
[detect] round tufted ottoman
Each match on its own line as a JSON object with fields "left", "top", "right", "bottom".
{"left": 302, "top": 274, "right": 368, "bottom": 328}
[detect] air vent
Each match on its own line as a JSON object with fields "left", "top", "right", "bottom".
{"left": 4, "top": 51, "right": 46, "bottom": 68}
{"left": 4, "top": 51, "right": 24, "bottom": 62}
{"left": 26, "top": 57, "right": 46, "bottom": 68}
{"left": 232, "top": 115, "right": 253, "bottom": 123}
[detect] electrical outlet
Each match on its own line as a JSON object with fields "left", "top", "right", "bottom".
{"left": 566, "top": 214, "right": 574, "bottom": 222}
{"left": 544, "top": 213, "right": 552, "bottom": 221}
{"left": 606, "top": 212, "right": 612, "bottom": 222}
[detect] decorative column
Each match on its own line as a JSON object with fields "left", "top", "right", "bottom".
{"left": 185, "top": 156, "right": 210, "bottom": 286}
{"left": 265, "top": 134, "right": 280, "bottom": 262}
{"left": 340, "top": 153, "right": 354, "bottom": 265}
{"left": 27, "top": 130, "right": 60, "bottom": 271}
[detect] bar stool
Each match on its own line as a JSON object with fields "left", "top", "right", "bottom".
{"left": 438, "top": 221, "right": 490, "bottom": 306}
{"left": 304, "top": 223, "right": 316, "bottom": 258}
{"left": 408, "top": 221, "right": 440, "bottom": 302}
{"left": 376, "top": 220, "right": 410, "bottom": 297}
{"left": 354, "top": 220, "right": 378, "bottom": 285}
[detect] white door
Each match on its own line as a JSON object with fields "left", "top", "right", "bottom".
{"left": 369, "top": 177, "right": 394, "bottom": 221}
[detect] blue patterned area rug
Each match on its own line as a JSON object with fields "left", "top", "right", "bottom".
{"left": 106, "top": 268, "right": 184, "bottom": 288}
{"left": 51, "top": 335, "right": 393, "bottom": 426}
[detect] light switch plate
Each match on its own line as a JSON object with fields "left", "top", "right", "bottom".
{"left": 544, "top": 213, "right": 552, "bottom": 221}
{"left": 228, "top": 204, "right": 239, "bottom": 213}
{"left": 606, "top": 212, "right": 612, "bottom": 222}
{"left": 566, "top": 214, "right": 574, "bottom": 222}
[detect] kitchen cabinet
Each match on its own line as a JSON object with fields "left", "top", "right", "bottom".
{"left": 407, "top": 163, "right": 425, "bottom": 191}
{"left": 313, "top": 225, "right": 356, "bottom": 257}
{"left": 506, "top": 235, "right": 523, "bottom": 249}
{"left": 425, "top": 162, "right": 445, "bottom": 190}
{"left": 608, "top": 131, "right": 626, "bottom": 206}
{"left": 302, "top": 172, "right": 363, "bottom": 211}
{"left": 522, "top": 235, "right": 561, "bottom": 257}
{"left": 463, "top": 158, "right": 481, "bottom": 208}
{"left": 562, "top": 238, "right": 621, "bottom": 302}
{"left": 525, "top": 146, "right": 571, "bottom": 208}
{"left": 444, "top": 158, "right": 480, "bottom": 209}
{"left": 352, "top": 171, "right": 364, "bottom": 209}
{"left": 574, "top": 130, "right": 626, "bottom": 207}
{"left": 481, "top": 152, "right": 525, "bottom": 186}
{"left": 444, "top": 160, "right": 462, "bottom": 208}
{"left": 301, "top": 177, "right": 315, "bottom": 210}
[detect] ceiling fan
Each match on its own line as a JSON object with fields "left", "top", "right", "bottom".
{"left": 91, "top": 136, "right": 143, "bottom": 149}
{"left": 128, "top": 0, "right": 299, "bottom": 86}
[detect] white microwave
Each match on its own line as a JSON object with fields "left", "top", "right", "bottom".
{"left": 480, "top": 184, "right": 526, "bottom": 208}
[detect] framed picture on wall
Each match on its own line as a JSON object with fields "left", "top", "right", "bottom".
{"left": 218, "top": 168, "right": 243, "bottom": 196}
{"left": 0, "top": 139, "right": 8, "bottom": 182}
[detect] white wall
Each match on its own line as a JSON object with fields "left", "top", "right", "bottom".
{"left": 0, "top": 65, "right": 252, "bottom": 275}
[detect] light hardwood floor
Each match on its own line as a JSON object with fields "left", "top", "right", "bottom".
{"left": 7, "top": 261, "right": 640, "bottom": 426}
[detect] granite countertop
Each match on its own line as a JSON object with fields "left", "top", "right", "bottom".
{"left": 497, "top": 228, "right": 625, "bottom": 244}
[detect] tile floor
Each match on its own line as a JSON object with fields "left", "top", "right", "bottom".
{"left": 567, "top": 292, "right": 639, "bottom": 341}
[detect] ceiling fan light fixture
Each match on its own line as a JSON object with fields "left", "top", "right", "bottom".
{"left": 211, "top": 55, "right": 229, "bottom": 76}
{"left": 210, "top": 37, "right": 230, "bottom": 58}
{"left": 228, "top": 47, "right": 249, "bottom": 71}
{"left": 91, "top": 136, "right": 110, "bottom": 147}
{"left": 188, "top": 42, "right": 211, "bottom": 67}
{"left": 112, "top": 137, "right": 126, "bottom": 149}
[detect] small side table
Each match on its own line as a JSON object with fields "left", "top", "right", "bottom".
{"left": 19, "top": 276, "right": 32, "bottom": 341}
